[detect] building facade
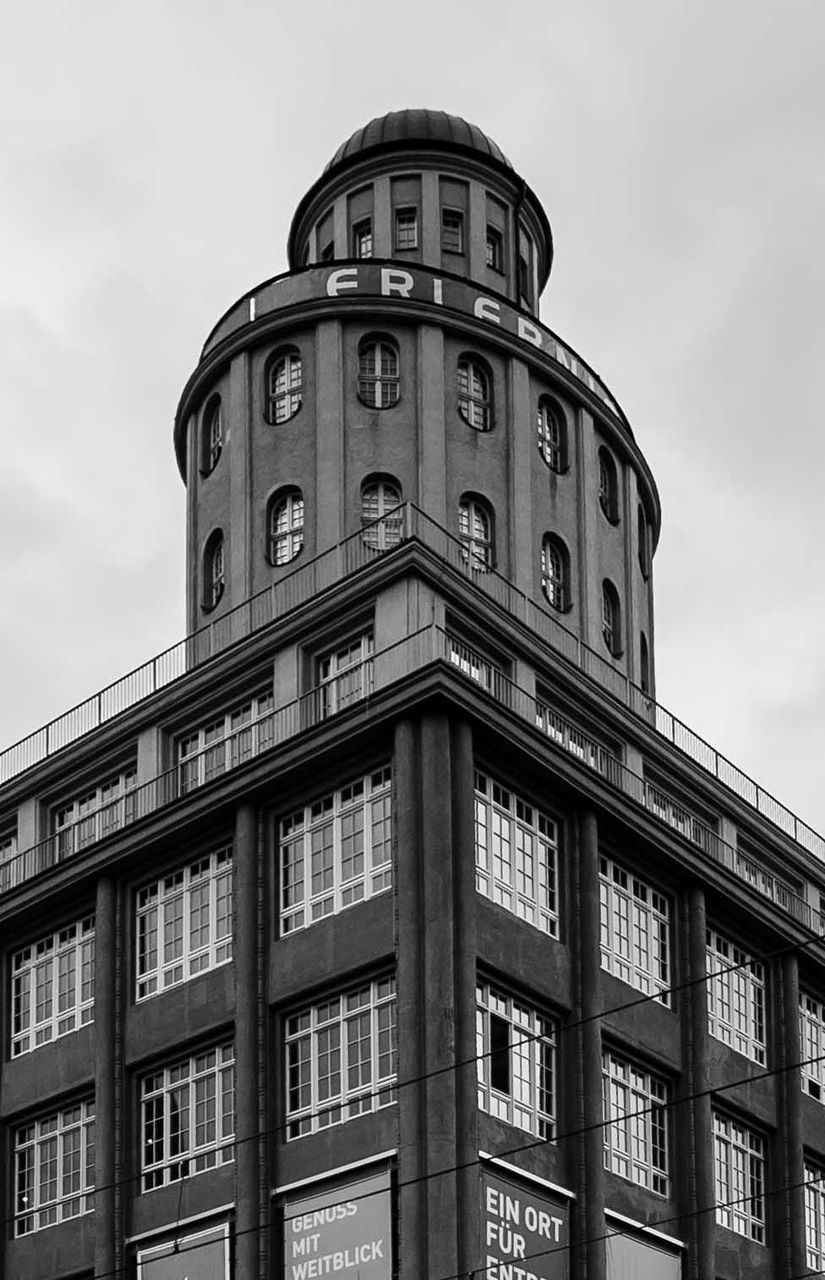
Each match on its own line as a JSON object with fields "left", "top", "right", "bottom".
{"left": 1, "top": 108, "right": 824, "bottom": 1280}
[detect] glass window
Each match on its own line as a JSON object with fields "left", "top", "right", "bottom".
{"left": 599, "top": 856, "right": 670, "bottom": 1003}
{"left": 316, "top": 631, "right": 374, "bottom": 718}
{"left": 602, "top": 580, "right": 622, "bottom": 656}
{"left": 204, "top": 530, "right": 225, "bottom": 611}
{"left": 266, "top": 352, "right": 303, "bottom": 424}
{"left": 458, "top": 497, "right": 493, "bottom": 570}
{"left": 141, "top": 1042, "right": 235, "bottom": 1190}
{"left": 361, "top": 479, "right": 403, "bottom": 550}
{"left": 279, "top": 765, "right": 392, "bottom": 934}
{"left": 352, "top": 218, "right": 373, "bottom": 259}
{"left": 52, "top": 765, "right": 137, "bottom": 859}
{"left": 136, "top": 848, "right": 233, "bottom": 999}
{"left": 394, "top": 207, "right": 418, "bottom": 250}
{"left": 269, "top": 490, "right": 304, "bottom": 565}
{"left": 806, "top": 1162, "right": 825, "bottom": 1272}
{"left": 14, "top": 1099, "right": 95, "bottom": 1235}
{"left": 519, "top": 254, "right": 531, "bottom": 303}
{"left": 706, "top": 928, "right": 766, "bottom": 1064}
{"left": 201, "top": 395, "right": 222, "bottom": 474}
{"left": 358, "top": 340, "right": 400, "bottom": 409}
{"left": 12, "top": 917, "right": 95, "bottom": 1057}
{"left": 535, "top": 699, "right": 617, "bottom": 780}
{"left": 457, "top": 358, "right": 492, "bottom": 431}
{"left": 285, "top": 976, "right": 397, "bottom": 1138}
{"left": 537, "top": 398, "right": 567, "bottom": 472}
{"left": 801, "top": 992, "right": 825, "bottom": 1101}
{"left": 177, "top": 688, "right": 274, "bottom": 794}
{"left": 448, "top": 634, "right": 503, "bottom": 698}
{"left": 598, "top": 447, "right": 619, "bottom": 522}
{"left": 486, "top": 226, "right": 504, "bottom": 271}
{"left": 713, "top": 1112, "right": 764, "bottom": 1241}
{"left": 441, "top": 209, "right": 464, "bottom": 253}
{"left": 640, "top": 632, "right": 651, "bottom": 695}
{"left": 638, "top": 503, "right": 651, "bottom": 577}
{"left": 602, "top": 1051, "right": 669, "bottom": 1195}
{"left": 476, "top": 981, "right": 555, "bottom": 1138}
{"left": 541, "top": 536, "right": 569, "bottom": 611}
{"left": 474, "top": 771, "right": 558, "bottom": 936}
{"left": 320, "top": 240, "right": 335, "bottom": 262}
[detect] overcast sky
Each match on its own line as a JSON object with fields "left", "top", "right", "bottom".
{"left": 1, "top": 0, "right": 824, "bottom": 835}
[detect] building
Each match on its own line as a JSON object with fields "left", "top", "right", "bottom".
{"left": 1, "top": 107, "right": 824, "bottom": 1280}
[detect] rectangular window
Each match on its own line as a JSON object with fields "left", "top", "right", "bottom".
{"left": 806, "top": 1163, "right": 825, "bottom": 1272}
{"left": 394, "top": 207, "right": 418, "bottom": 250}
{"left": 12, "top": 917, "right": 95, "bottom": 1056}
{"left": 474, "top": 771, "right": 558, "bottom": 937}
{"left": 177, "top": 688, "right": 274, "bottom": 794}
{"left": 536, "top": 699, "right": 617, "bottom": 781}
{"left": 706, "top": 929, "right": 766, "bottom": 1064}
{"left": 713, "top": 1112, "right": 765, "bottom": 1241}
{"left": 801, "top": 992, "right": 825, "bottom": 1101}
{"left": 136, "top": 847, "right": 232, "bottom": 999}
{"left": 352, "top": 218, "right": 373, "bottom": 259}
{"left": 476, "top": 981, "right": 555, "bottom": 1138}
{"left": 320, "top": 240, "right": 335, "bottom": 262}
{"left": 285, "top": 975, "right": 397, "bottom": 1139}
{"left": 1, "top": 823, "right": 19, "bottom": 890}
{"left": 140, "top": 1042, "right": 235, "bottom": 1190}
{"left": 316, "top": 632, "right": 374, "bottom": 719}
{"left": 602, "top": 1051, "right": 669, "bottom": 1195}
{"left": 14, "top": 1099, "right": 95, "bottom": 1235}
{"left": 52, "top": 764, "right": 137, "bottom": 857}
{"left": 486, "top": 225, "right": 503, "bottom": 271}
{"left": 441, "top": 209, "right": 464, "bottom": 253}
{"left": 599, "top": 856, "right": 670, "bottom": 1004}
{"left": 280, "top": 766, "right": 391, "bottom": 934}
{"left": 448, "top": 634, "right": 505, "bottom": 699}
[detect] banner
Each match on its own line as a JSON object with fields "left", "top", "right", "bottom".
{"left": 137, "top": 1222, "right": 229, "bottom": 1280}
{"left": 283, "top": 1168, "right": 392, "bottom": 1280}
{"left": 482, "top": 1168, "right": 570, "bottom": 1280}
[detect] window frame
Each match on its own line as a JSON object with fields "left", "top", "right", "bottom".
{"left": 713, "top": 1112, "right": 765, "bottom": 1241}
{"left": 602, "top": 1050, "right": 669, "bottom": 1196}
{"left": 12, "top": 917, "right": 95, "bottom": 1057}
{"left": 140, "top": 1041, "right": 235, "bottom": 1190}
{"left": 476, "top": 980, "right": 556, "bottom": 1139}
{"left": 352, "top": 218, "right": 373, "bottom": 259}
{"left": 457, "top": 357, "right": 493, "bottom": 431}
{"left": 458, "top": 495, "right": 493, "bottom": 572}
{"left": 177, "top": 687, "right": 274, "bottom": 794}
{"left": 357, "top": 338, "right": 400, "bottom": 409}
{"left": 806, "top": 1161, "right": 825, "bottom": 1272}
{"left": 474, "top": 771, "right": 558, "bottom": 937}
{"left": 361, "top": 478, "right": 403, "bottom": 551}
{"left": 268, "top": 488, "right": 305, "bottom": 566}
{"left": 394, "top": 206, "right": 418, "bottom": 251}
{"left": 265, "top": 350, "right": 303, "bottom": 425}
{"left": 14, "top": 1099, "right": 96, "bottom": 1236}
{"left": 284, "top": 975, "right": 397, "bottom": 1139}
{"left": 537, "top": 398, "right": 567, "bottom": 473}
{"left": 136, "top": 847, "right": 233, "bottom": 1000}
{"left": 706, "top": 928, "right": 766, "bottom": 1064}
{"left": 541, "top": 535, "right": 570, "bottom": 612}
{"left": 601, "top": 579, "right": 622, "bottom": 657}
{"left": 52, "top": 765, "right": 137, "bottom": 858}
{"left": 200, "top": 394, "right": 223, "bottom": 475}
{"left": 203, "top": 530, "right": 225, "bottom": 612}
{"left": 485, "top": 225, "right": 504, "bottom": 272}
{"left": 599, "top": 856, "right": 671, "bottom": 1004}
{"left": 315, "top": 630, "right": 375, "bottom": 719}
{"left": 801, "top": 991, "right": 825, "bottom": 1101}
{"left": 441, "top": 208, "right": 464, "bottom": 254}
{"left": 598, "top": 446, "right": 620, "bottom": 523}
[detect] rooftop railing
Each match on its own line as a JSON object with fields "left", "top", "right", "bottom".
{"left": 1, "top": 505, "right": 823, "bottom": 866}
{"left": 2, "top": 623, "right": 819, "bottom": 937}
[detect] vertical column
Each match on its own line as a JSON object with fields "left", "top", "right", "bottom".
{"left": 780, "top": 953, "right": 806, "bottom": 1279}
{"left": 508, "top": 356, "right": 533, "bottom": 596}
{"left": 186, "top": 412, "right": 198, "bottom": 634}
{"left": 235, "top": 803, "right": 260, "bottom": 1278}
{"left": 315, "top": 319, "right": 345, "bottom": 550}
{"left": 681, "top": 887, "right": 714, "bottom": 1279}
{"left": 417, "top": 325, "right": 447, "bottom": 524}
{"left": 94, "top": 876, "right": 117, "bottom": 1280}
{"left": 621, "top": 465, "right": 636, "bottom": 683}
{"left": 574, "top": 409, "right": 591, "bottom": 639}
{"left": 420, "top": 172, "right": 441, "bottom": 265}
{"left": 373, "top": 176, "right": 392, "bottom": 257}
{"left": 574, "top": 811, "right": 604, "bottom": 1280}
{"left": 229, "top": 352, "right": 251, "bottom": 604}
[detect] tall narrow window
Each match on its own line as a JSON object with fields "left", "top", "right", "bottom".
{"left": 486, "top": 226, "right": 504, "bottom": 271}
{"left": 266, "top": 351, "right": 303, "bottom": 424}
{"left": 474, "top": 771, "right": 558, "bottom": 936}
{"left": 458, "top": 496, "right": 493, "bottom": 571}
{"left": 476, "top": 982, "right": 555, "bottom": 1138}
{"left": 357, "top": 339, "right": 400, "bottom": 408}
{"left": 268, "top": 489, "right": 304, "bottom": 565}
{"left": 457, "top": 358, "right": 492, "bottom": 430}
{"left": 801, "top": 992, "right": 825, "bottom": 1101}
{"left": 707, "top": 929, "right": 766, "bottom": 1064}
{"left": 541, "top": 536, "right": 570, "bottom": 611}
{"left": 598, "top": 446, "right": 620, "bottom": 522}
{"left": 141, "top": 1043, "right": 235, "bottom": 1189}
{"left": 317, "top": 631, "right": 374, "bottom": 718}
{"left": 441, "top": 209, "right": 464, "bottom": 253}
{"left": 638, "top": 503, "right": 651, "bottom": 577}
{"left": 519, "top": 254, "right": 531, "bottom": 303}
{"left": 201, "top": 395, "right": 223, "bottom": 474}
{"left": 599, "top": 856, "right": 670, "bottom": 1003}
{"left": 361, "top": 479, "right": 403, "bottom": 550}
{"left": 203, "top": 530, "right": 225, "bottom": 611}
{"left": 352, "top": 218, "right": 373, "bottom": 258}
{"left": 394, "top": 207, "right": 418, "bottom": 250}
{"left": 601, "top": 580, "right": 622, "bottom": 655}
{"left": 713, "top": 1113, "right": 765, "bottom": 1241}
{"left": 537, "top": 398, "right": 567, "bottom": 472}
{"left": 806, "top": 1163, "right": 825, "bottom": 1272}
{"left": 640, "top": 632, "right": 650, "bottom": 694}
{"left": 603, "top": 1051, "right": 669, "bottom": 1195}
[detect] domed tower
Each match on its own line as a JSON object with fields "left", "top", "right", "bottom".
{"left": 174, "top": 108, "right": 660, "bottom": 692}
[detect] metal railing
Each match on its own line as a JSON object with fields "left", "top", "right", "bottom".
{"left": 1, "top": 622, "right": 821, "bottom": 936}
{"left": 1, "top": 504, "right": 823, "bottom": 866}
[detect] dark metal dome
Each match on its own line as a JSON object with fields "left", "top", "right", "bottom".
{"left": 324, "top": 109, "right": 512, "bottom": 173}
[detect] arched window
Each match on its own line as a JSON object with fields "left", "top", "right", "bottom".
{"left": 266, "top": 351, "right": 303, "bottom": 424}
{"left": 640, "top": 631, "right": 651, "bottom": 694}
{"left": 457, "top": 358, "right": 492, "bottom": 431}
{"left": 268, "top": 489, "right": 304, "bottom": 565}
{"left": 357, "top": 339, "right": 400, "bottom": 408}
{"left": 541, "top": 536, "right": 570, "bottom": 611}
{"left": 598, "top": 447, "right": 619, "bottom": 523}
{"left": 201, "top": 395, "right": 223, "bottom": 474}
{"left": 458, "top": 496, "right": 493, "bottom": 571}
{"left": 601, "top": 579, "right": 622, "bottom": 656}
{"left": 203, "top": 530, "right": 225, "bottom": 611}
{"left": 638, "top": 503, "right": 651, "bottom": 578}
{"left": 537, "top": 398, "right": 567, "bottom": 473}
{"left": 361, "top": 478, "right": 403, "bottom": 550}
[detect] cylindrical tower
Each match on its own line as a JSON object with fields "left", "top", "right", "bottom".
{"left": 174, "top": 108, "right": 661, "bottom": 693}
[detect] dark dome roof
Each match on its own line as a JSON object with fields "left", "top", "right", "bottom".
{"left": 324, "top": 109, "right": 512, "bottom": 173}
